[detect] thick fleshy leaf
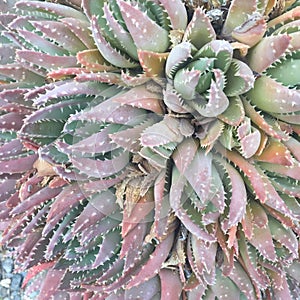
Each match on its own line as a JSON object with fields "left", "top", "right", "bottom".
{"left": 232, "top": 13, "right": 267, "bottom": 47}
{"left": 174, "top": 68, "right": 201, "bottom": 100}
{"left": 118, "top": 0, "right": 170, "bottom": 53}
{"left": 255, "top": 138, "right": 293, "bottom": 165}
{"left": 33, "top": 80, "right": 105, "bottom": 106}
{"left": 268, "top": 217, "right": 298, "bottom": 259}
{"left": 191, "top": 234, "right": 217, "bottom": 284}
{"left": 216, "top": 157, "right": 247, "bottom": 232}
{"left": 242, "top": 98, "right": 289, "bottom": 140}
{"left": 267, "top": 6, "right": 300, "bottom": 29}
{"left": 197, "top": 70, "right": 229, "bottom": 117}
{"left": 238, "top": 234, "right": 270, "bottom": 290}
{"left": 246, "top": 75, "right": 300, "bottom": 113}
{"left": 248, "top": 34, "right": 291, "bottom": 72}
{"left": 67, "top": 124, "right": 119, "bottom": 154}
{"left": 0, "top": 112, "right": 25, "bottom": 131}
{"left": 91, "top": 16, "right": 138, "bottom": 68}
{"left": 183, "top": 148, "right": 212, "bottom": 202}
{"left": 46, "top": 184, "right": 87, "bottom": 222}
{"left": 196, "top": 40, "right": 233, "bottom": 72}
{"left": 224, "top": 59, "right": 255, "bottom": 96}
{"left": 37, "top": 268, "right": 67, "bottom": 300}
{"left": 141, "top": 116, "right": 187, "bottom": 147}
{"left": 0, "top": 153, "right": 37, "bottom": 176}
{"left": 71, "top": 97, "right": 146, "bottom": 126}
{"left": 222, "top": 0, "right": 257, "bottom": 36}
{"left": 159, "top": 269, "right": 182, "bottom": 299}
{"left": 173, "top": 137, "right": 199, "bottom": 174}
{"left": 0, "top": 63, "right": 43, "bottom": 83}
{"left": 170, "top": 168, "right": 216, "bottom": 242}
{"left": 250, "top": 225, "right": 277, "bottom": 261}
{"left": 77, "top": 49, "right": 116, "bottom": 72}
{"left": 240, "top": 129, "right": 261, "bottom": 159}
{"left": 219, "top": 95, "right": 245, "bottom": 126}
{"left": 159, "top": 0, "right": 187, "bottom": 30}
{"left": 165, "top": 42, "right": 195, "bottom": 79}
{"left": 163, "top": 84, "right": 190, "bottom": 114}
{"left": 183, "top": 7, "right": 216, "bottom": 49}
{"left": 126, "top": 232, "right": 175, "bottom": 289}
{"left": 267, "top": 268, "right": 293, "bottom": 299}
{"left": 103, "top": 3, "right": 138, "bottom": 60}
{"left": 31, "top": 20, "right": 86, "bottom": 54}
{"left": 110, "top": 118, "right": 156, "bottom": 152}
{"left": 260, "top": 162, "right": 300, "bottom": 180}
{"left": 228, "top": 262, "right": 257, "bottom": 300}
{"left": 70, "top": 151, "right": 129, "bottom": 178}
{"left": 61, "top": 17, "right": 95, "bottom": 49}
{"left": 120, "top": 221, "right": 148, "bottom": 259}
{"left": 90, "top": 229, "right": 121, "bottom": 269}
{"left": 112, "top": 85, "right": 164, "bottom": 114}
{"left": 216, "top": 145, "right": 295, "bottom": 218}
{"left": 152, "top": 170, "right": 175, "bottom": 240}
{"left": 72, "top": 191, "right": 118, "bottom": 235}
{"left": 122, "top": 192, "right": 154, "bottom": 238}
{"left": 211, "top": 269, "right": 242, "bottom": 299}
{"left": 138, "top": 50, "right": 168, "bottom": 77}
{"left": 15, "top": 1, "right": 86, "bottom": 21}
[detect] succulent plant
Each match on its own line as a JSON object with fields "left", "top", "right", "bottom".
{"left": 0, "top": 0, "right": 299, "bottom": 299}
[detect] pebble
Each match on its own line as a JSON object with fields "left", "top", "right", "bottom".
{"left": 2, "top": 258, "right": 14, "bottom": 274}
{"left": 0, "top": 285, "right": 9, "bottom": 297}
{"left": 11, "top": 274, "right": 23, "bottom": 291}
{"left": 0, "top": 278, "right": 11, "bottom": 289}
{"left": 0, "top": 245, "right": 24, "bottom": 300}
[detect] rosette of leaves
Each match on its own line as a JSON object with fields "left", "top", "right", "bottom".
{"left": 0, "top": 0, "right": 300, "bottom": 299}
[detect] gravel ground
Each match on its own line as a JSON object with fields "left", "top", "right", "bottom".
{"left": 0, "top": 243, "right": 24, "bottom": 300}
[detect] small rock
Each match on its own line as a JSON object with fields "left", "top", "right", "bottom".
{"left": 11, "top": 274, "right": 23, "bottom": 290}
{"left": 0, "top": 278, "right": 11, "bottom": 288}
{"left": 2, "top": 258, "right": 14, "bottom": 273}
{"left": 0, "top": 286, "right": 9, "bottom": 297}
{"left": 11, "top": 290, "right": 22, "bottom": 300}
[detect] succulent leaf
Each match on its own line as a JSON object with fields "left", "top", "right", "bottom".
{"left": 117, "top": 0, "right": 170, "bottom": 53}
{"left": 246, "top": 75, "right": 300, "bottom": 113}
{"left": 183, "top": 7, "right": 216, "bottom": 49}
{"left": 1, "top": 1, "right": 300, "bottom": 299}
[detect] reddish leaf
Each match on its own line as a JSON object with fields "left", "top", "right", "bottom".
{"left": 126, "top": 232, "right": 175, "bottom": 289}
{"left": 255, "top": 138, "right": 293, "bottom": 166}
{"left": 191, "top": 234, "right": 217, "bottom": 285}
{"left": 120, "top": 221, "right": 148, "bottom": 259}
{"left": 91, "top": 16, "right": 138, "bottom": 68}
{"left": 22, "top": 261, "right": 56, "bottom": 288}
{"left": 248, "top": 35, "right": 291, "bottom": 72}
{"left": 46, "top": 184, "right": 88, "bottom": 222}
{"left": 113, "top": 85, "right": 164, "bottom": 114}
{"left": 217, "top": 157, "right": 247, "bottom": 232}
{"left": 11, "top": 186, "right": 61, "bottom": 215}
{"left": 117, "top": 0, "right": 169, "bottom": 53}
{"left": 17, "top": 50, "right": 78, "bottom": 70}
{"left": 159, "top": 269, "right": 182, "bottom": 299}
{"left": 70, "top": 151, "right": 129, "bottom": 178}
{"left": 37, "top": 268, "right": 67, "bottom": 300}
{"left": 77, "top": 49, "right": 116, "bottom": 72}
{"left": 73, "top": 191, "right": 118, "bottom": 235}
{"left": 91, "top": 230, "right": 121, "bottom": 269}
{"left": 238, "top": 234, "right": 270, "bottom": 290}
{"left": 183, "top": 7, "right": 216, "bottom": 49}
{"left": 228, "top": 262, "right": 257, "bottom": 300}
{"left": 138, "top": 50, "right": 168, "bottom": 77}
{"left": 250, "top": 225, "right": 277, "bottom": 261}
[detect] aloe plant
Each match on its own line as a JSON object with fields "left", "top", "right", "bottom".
{"left": 0, "top": 0, "right": 299, "bottom": 299}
